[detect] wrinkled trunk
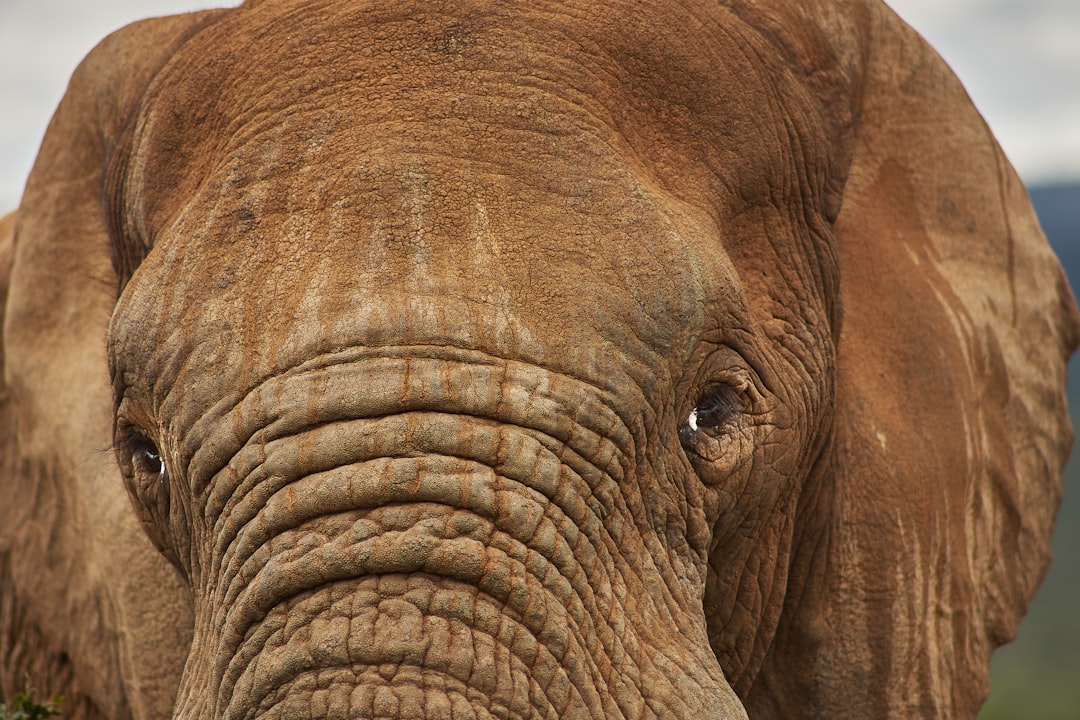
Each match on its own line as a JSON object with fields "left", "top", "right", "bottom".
{"left": 168, "top": 352, "right": 745, "bottom": 719}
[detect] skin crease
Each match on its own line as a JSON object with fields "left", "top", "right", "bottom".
{"left": 0, "top": 0, "right": 1077, "bottom": 719}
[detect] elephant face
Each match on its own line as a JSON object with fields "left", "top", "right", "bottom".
{"left": 106, "top": 6, "right": 829, "bottom": 715}
{"left": 1, "top": 1, "right": 1075, "bottom": 719}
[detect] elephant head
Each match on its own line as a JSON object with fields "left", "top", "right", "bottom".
{"left": 1, "top": 1, "right": 1076, "bottom": 718}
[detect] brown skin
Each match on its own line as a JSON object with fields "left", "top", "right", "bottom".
{"left": 1, "top": 1, "right": 1076, "bottom": 718}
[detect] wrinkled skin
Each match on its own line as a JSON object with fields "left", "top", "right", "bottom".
{"left": 1, "top": 1, "right": 1077, "bottom": 719}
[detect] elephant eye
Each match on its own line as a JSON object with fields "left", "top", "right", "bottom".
{"left": 134, "top": 444, "right": 167, "bottom": 480}
{"left": 118, "top": 428, "right": 171, "bottom": 519}
{"left": 688, "top": 384, "right": 740, "bottom": 434}
{"left": 680, "top": 384, "right": 742, "bottom": 461}
{"left": 114, "top": 422, "right": 179, "bottom": 564}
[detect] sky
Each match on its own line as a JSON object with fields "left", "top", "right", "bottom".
{"left": 1, "top": 0, "right": 1078, "bottom": 211}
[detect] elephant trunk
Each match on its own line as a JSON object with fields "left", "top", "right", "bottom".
{"left": 168, "top": 352, "right": 744, "bottom": 719}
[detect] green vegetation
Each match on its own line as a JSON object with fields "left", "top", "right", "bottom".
{"left": 0, "top": 684, "right": 62, "bottom": 720}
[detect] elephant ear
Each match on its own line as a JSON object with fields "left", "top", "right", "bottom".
{"left": 760, "top": 2, "right": 1080, "bottom": 717}
{"left": 0, "top": 11, "right": 225, "bottom": 719}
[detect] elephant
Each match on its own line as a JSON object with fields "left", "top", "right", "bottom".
{"left": 1, "top": 0, "right": 1076, "bottom": 718}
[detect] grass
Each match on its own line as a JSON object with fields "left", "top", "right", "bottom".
{"left": 0, "top": 683, "right": 62, "bottom": 720}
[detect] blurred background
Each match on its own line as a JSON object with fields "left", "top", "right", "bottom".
{"left": 1, "top": 1, "right": 1078, "bottom": 717}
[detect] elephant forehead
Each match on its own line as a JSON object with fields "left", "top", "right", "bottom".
{"left": 110, "top": 0, "right": 796, "bottom": 393}
{"left": 112, "top": 142, "right": 737, "bottom": 399}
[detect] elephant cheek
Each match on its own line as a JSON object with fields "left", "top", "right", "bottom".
{"left": 170, "top": 411, "right": 746, "bottom": 720}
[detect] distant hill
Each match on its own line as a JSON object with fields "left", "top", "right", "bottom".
{"left": 980, "top": 180, "right": 1080, "bottom": 720}
{"left": 1032, "top": 183, "right": 1080, "bottom": 294}
{"left": 1032, "top": 184, "right": 1080, "bottom": 249}
{"left": 1031, "top": 182, "right": 1080, "bottom": 371}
